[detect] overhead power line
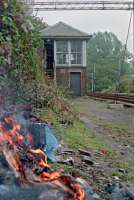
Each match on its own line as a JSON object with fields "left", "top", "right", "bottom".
{"left": 121, "top": 11, "right": 133, "bottom": 69}
{"left": 27, "top": 1, "right": 134, "bottom": 11}
{"left": 133, "top": 0, "right": 134, "bottom": 68}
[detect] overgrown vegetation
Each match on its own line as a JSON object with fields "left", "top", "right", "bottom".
{"left": 87, "top": 32, "right": 133, "bottom": 92}
{"left": 39, "top": 106, "right": 134, "bottom": 180}
{"left": 0, "top": 0, "right": 74, "bottom": 123}
{"left": 68, "top": 97, "right": 134, "bottom": 180}
{"left": 0, "top": 0, "right": 42, "bottom": 97}
{"left": 119, "top": 75, "right": 134, "bottom": 93}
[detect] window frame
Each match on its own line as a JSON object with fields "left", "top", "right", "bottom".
{"left": 70, "top": 40, "right": 83, "bottom": 66}
{"left": 55, "top": 40, "right": 84, "bottom": 66}
{"left": 55, "top": 40, "right": 69, "bottom": 66}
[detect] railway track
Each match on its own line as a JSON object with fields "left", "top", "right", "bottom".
{"left": 88, "top": 93, "right": 134, "bottom": 105}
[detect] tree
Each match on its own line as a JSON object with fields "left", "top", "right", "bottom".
{"left": 87, "top": 32, "right": 132, "bottom": 92}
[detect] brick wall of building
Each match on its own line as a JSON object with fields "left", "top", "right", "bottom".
{"left": 56, "top": 67, "right": 86, "bottom": 96}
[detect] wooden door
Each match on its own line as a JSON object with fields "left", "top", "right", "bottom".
{"left": 70, "top": 72, "right": 81, "bottom": 96}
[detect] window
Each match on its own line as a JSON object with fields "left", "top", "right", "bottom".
{"left": 56, "top": 41, "right": 68, "bottom": 65}
{"left": 71, "top": 41, "right": 82, "bottom": 65}
{"left": 55, "top": 40, "right": 83, "bottom": 65}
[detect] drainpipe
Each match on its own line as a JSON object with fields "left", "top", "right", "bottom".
{"left": 53, "top": 60, "right": 57, "bottom": 86}
{"left": 53, "top": 40, "right": 57, "bottom": 86}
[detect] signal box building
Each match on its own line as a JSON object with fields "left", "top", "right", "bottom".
{"left": 41, "top": 22, "right": 91, "bottom": 96}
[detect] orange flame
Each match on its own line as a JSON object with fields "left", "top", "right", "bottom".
{"left": 71, "top": 184, "right": 85, "bottom": 200}
{"left": 38, "top": 159, "right": 50, "bottom": 168}
{"left": 29, "top": 148, "right": 45, "bottom": 155}
{"left": 39, "top": 171, "right": 61, "bottom": 181}
{"left": 0, "top": 116, "right": 85, "bottom": 200}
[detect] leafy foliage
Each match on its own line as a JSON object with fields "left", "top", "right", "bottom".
{"left": 119, "top": 75, "right": 134, "bottom": 93}
{"left": 0, "top": 0, "right": 43, "bottom": 99}
{"left": 0, "top": 0, "right": 74, "bottom": 124}
{"left": 87, "top": 32, "right": 132, "bottom": 92}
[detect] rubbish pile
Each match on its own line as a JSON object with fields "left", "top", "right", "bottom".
{"left": 56, "top": 147, "right": 132, "bottom": 200}
{"left": 0, "top": 103, "right": 132, "bottom": 200}
{"left": 0, "top": 104, "right": 97, "bottom": 200}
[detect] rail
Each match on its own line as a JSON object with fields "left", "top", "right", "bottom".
{"left": 88, "top": 93, "right": 134, "bottom": 104}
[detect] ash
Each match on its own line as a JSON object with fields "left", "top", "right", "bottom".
{"left": 0, "top": 154, "right": 72, "bottom": 200}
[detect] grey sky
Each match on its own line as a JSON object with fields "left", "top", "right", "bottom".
{"left": 35, "top": 9, "right": 133, "bottom": 52}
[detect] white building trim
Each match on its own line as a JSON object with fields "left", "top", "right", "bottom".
{"left": 83, "top": 40, "right": 87, "bottom": 67}
{"left": 55, "top": 40, "right": 87, "bottom": 67}
{"left": 68, "top": 41, "right": 71, "bottom": 67}
{"left": 54, "top": 40, "right": 56, "bottom": 65}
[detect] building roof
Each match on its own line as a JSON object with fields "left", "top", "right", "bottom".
{"left": 41, "top": 22, "right": 91, "bottom": 39}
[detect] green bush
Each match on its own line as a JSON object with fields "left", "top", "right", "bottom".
{"left": 0, "top": 0, "right": 74, "bottom": 124}
{"left": 119, "top": 75, "right": 134, "bottom": 93}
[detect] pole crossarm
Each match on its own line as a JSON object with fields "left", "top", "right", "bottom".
{"left": 27, "top": 1, "right": 134, "bottom": 11}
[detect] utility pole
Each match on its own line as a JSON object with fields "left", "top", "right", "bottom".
{"left": 93, "top": 64, "right": 96, "bottom": 92}
{"left": 91, "top": 64, "right": 96, "bottom": 93}
{"left": 133, "top": 0, "right": 134, "bottom": 69}
{"left": 0, "top": 0, "right": 3, "bottom": 31}
{"left": 91, "top": 72, "right": 94, "bottom": 93}
{"left": 117, "top": 59, "right": 121, "bottom": 92}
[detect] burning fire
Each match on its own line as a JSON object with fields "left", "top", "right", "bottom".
{"left": 0, "top": 116, "right": 85, "bottom": 200}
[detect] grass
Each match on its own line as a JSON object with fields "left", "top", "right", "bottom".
{"left": 71, "top": 97, "right": 134, "bottom": 148}
{"left": 111, "top": 168, "right": 134, "bottom": 181}
{"left": 39, "top": 107, "right": 113, "bottom": 152}
{"left": 37, "top": 103, "right": 134, "bottom": 181}
{"left": 96, "top": 120, "right": 134, "bottom": 147}
{"left": 70, "top": 97, "right": 108, "bottom": 115}
{"left": 68, "top": 98, "right": 134, "bottom": 180}
{"left": 50, "top": 162, "right": 73, "bottom": 174}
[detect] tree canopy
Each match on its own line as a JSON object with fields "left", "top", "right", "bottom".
{"left": 87, "top": 32, "right": 132, "bottom": 92}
